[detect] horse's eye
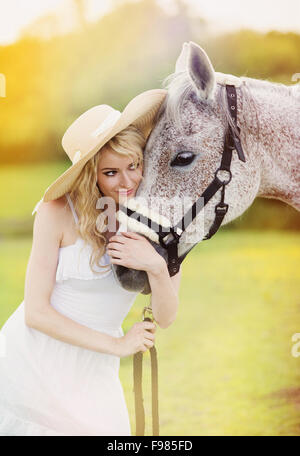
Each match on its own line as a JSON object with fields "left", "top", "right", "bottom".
{"left": 171, "top": 151, "right": 195, "bottom": 167}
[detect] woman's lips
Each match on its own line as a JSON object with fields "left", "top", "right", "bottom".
{"left": 117, "top": 188, "right": 134, "bottom": 196}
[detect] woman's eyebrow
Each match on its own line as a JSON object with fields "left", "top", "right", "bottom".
{"left": 101, "top": 167, "right": 118, "bottom": 171}
{"left": 101, "top": 163, "right": 134, "bottom": 171}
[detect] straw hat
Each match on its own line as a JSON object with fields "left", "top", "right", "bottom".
{"left": 32, "top": 89, "right": 166, "bottom": 213}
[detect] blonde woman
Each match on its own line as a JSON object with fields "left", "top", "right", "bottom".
{"left": 0, "top": 90, "right": 181, "bottom": 436}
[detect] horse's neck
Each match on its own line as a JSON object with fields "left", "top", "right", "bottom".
{"left": 240, "top": 78, "right": 300, "bottom": 210}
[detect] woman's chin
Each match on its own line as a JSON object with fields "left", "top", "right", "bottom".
{"left": 118, "top": 194, "right": 136, "bottom": 203}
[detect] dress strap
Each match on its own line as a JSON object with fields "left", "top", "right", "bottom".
{"left": 66, "top": 193, "right": 79, "bottom": 225}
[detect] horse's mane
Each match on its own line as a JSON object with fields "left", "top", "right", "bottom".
{"left": 155, "top": 70, "right": 297, "bottom": 139}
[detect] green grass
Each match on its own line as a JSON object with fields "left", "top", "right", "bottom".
{"left": 1, "top": 231, "right": 300, "bottom": 435}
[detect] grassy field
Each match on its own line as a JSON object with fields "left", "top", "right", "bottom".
{"left": 1, "top": 230, "right": 299, "bottom": 436}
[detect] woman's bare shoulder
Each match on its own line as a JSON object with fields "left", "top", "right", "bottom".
{"left": 33, "top": 196, "right": 68, "bottom": 243}
{"left": 36, "top": 196, "right": 68, "bottom": 218}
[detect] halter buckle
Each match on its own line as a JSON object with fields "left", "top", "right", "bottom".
{"left": 215, "top": 203, "right": 228, "bottom": 215}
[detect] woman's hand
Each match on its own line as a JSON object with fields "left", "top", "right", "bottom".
{"left": 114, "top": 321, "right": 157, "bottom": 358}
{"left": 106, "top": 231, "right": 166, "bottom": 275}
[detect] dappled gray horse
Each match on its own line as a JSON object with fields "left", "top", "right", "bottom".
{"left": 113, "top": 41, "right": 300, "bottom": 293}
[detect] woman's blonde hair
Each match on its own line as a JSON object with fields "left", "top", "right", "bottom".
{"left": 68, "top": 125, "right": 146, "bottom": 274}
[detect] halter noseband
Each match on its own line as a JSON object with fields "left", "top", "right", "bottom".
{"left": 119, "top": 85, "right": 246, "bottom": 276}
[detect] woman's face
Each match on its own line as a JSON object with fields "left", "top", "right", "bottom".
{"left": 97, "top": 146, "right": 143, "bottom": 204}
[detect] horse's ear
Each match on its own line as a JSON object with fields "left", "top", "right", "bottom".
{"left": 175, "top": 42, "right": 189, "bottom": 73}
{"left": 187, "top": 42, "right": 216, "bottom": 100}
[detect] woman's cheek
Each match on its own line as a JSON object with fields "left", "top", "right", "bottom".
{"left": 105, "top": 176, "right": 118, "bottom": 192}
{"left": 135, "top": 169, "right": 143, "bottom": 183}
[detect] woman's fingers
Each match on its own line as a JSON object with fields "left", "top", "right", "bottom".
{"left": 148, "top": 326, "right": 156, "bottom": 334}
{"left": 143, "top": 321, "right": 156, "bottom": 331}
{"left": 121, "top": 231, "right": 144, "bottom": 240}
{"left": 106, "top": 247, "right": 122, "bottom": 258}
{"left": 143, "top": 339, "right": 154, "bottom": 349}
{"left": 107, "top": 242, "right": 124, "bottom": 250}
{"left": 109, "top": 257, "right": 123, "bottom": 263}
{"left": 108, "top": 235, "right": 126, "bottom": 244}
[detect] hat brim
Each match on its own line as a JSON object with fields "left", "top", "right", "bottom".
{"left": 42, "top": 89, "right": 167, "bottom": 202}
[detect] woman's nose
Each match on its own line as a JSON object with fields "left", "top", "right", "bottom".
{"left": 119, "top": 172, "right": 133, "bottom": 188}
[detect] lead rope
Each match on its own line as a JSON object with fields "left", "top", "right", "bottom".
{"left": 133, "top": 306, "right": 159, "bottom": 436}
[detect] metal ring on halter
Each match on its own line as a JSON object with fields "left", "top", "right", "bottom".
{"left": 214, "top": 168, "right": 232, "bottom": 185}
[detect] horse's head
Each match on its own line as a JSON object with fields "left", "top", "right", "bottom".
{"left": 112, "top": 42, "right": 261, "bottom": 293}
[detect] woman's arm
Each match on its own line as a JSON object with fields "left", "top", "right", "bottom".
{"left": 107, "top": 231, "right": 181, "bottom": 329}
{"left": 25, "top": 199, "right": 119, "bottom": 356}
{"left": 147, "top": 264, "right": 181, "bottom": 329}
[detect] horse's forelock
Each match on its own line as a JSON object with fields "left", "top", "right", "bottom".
{"left": 161, "top": 71, "right": 194, "bottom": 130}
{"left": 160, "top": 70, "right": 242, "bottom": 141}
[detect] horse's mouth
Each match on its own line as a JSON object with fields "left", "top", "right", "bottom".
{"left": 111, "top": 239, "right": 169, "bottom": 294}
{"left": 112, "top": 265, "right": 151, "bottom": 294}
{"left": 112, "top": 240, "right": 197, "bottom": 294}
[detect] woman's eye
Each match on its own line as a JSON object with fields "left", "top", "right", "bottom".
{"left": 103, "top": 163, "right": 138, "bottom": 176}
{"left": 171, "top": 151, "right": 195, "bottom": 167}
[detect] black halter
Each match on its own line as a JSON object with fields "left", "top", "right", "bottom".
{"left": 119, "top": 85, "right": 246, "bottom": 276}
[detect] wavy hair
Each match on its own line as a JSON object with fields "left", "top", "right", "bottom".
{"left": 68, "top": 124, "right": 145, "bottom": 274}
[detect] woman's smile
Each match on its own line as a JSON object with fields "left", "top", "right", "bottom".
{"left": 117, "top": 187, "right": 135, "bottom": 197}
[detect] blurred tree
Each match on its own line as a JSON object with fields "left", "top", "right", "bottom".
{"left": 21, "top": 14, "right": 63, "bottom": 41}
{"left": 205, "top": 29, "right": 300, "bottom": 82}
{"left": 0, "top": 0, "right": 299, "bottom": 166}
{"left": 73, "top": 0, "right": 88, "bottom": 29}
{"left": 0, "top": 0, "right": 198, "bottom": 163}
{"left": 0, "top": 73, "right": 5, "bottom": 97}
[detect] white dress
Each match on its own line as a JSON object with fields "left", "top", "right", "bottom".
{"left": 0, "top": 193, "right": 139, "bottom": 436}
